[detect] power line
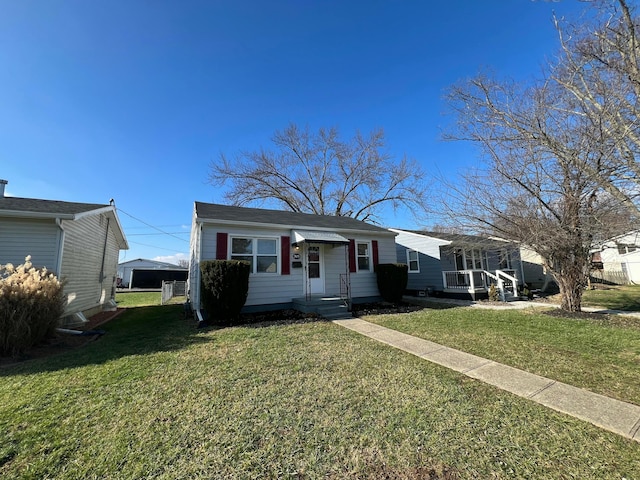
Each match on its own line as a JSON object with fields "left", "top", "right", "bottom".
{"left": 117, "top": 208, "right": 189, "bottom": 243}
{"left": 126, "top": 240, "right": 188, "bottom": 253}
{"left": 127, "top": 232, "right": 190, "bottom": 236}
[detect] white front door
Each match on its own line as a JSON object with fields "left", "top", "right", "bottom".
{"left": 306, "top": 244, "right": 325, "bottom": 295}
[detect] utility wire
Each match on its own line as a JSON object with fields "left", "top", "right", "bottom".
{"left": 127, "top": 232, "right": 190, "bottom": 236}
{"left": 117, "top": 208, "right": 189, "bottom": 243}
{"left": 126, "top": 240, "right": 188, "bottom": 253}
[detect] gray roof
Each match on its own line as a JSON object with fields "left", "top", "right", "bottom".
{"left": 401, "top": 229, "right": 514, "bottom": 250}
{"left": 195, "top": 202, "right": 392, "bottom": 234}
{"left": 0, "top": 197, "right": 109, "bottom": 216}
{"left": 0, "top": 196, "right": 128, "bottom": 249}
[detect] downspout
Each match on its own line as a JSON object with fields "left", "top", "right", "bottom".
{"left": 98, "top": 216, "right": 111, "bottom": 302}
{"left": 55, "top": 218, "right": 65, "bottom": 277}
{"left": 55, "top": 218, "right": 67, "bottom": 316}
{"left": 195, "top": 221, "right": 206, "bottom": 326}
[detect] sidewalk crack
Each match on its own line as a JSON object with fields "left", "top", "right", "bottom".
{"left": 528, "top": 380, "right": 556, "bottom": 399}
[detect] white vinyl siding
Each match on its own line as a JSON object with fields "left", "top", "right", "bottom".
{"left": 60, "top": 213, "right": 120, "bottom": 315}
{"left": 196, "top": 223, "right": 397, "bottom": 307}
{"left": 0, "top": 217, "right": 61, "bottom": 272}
{"left": 200, "top": 224, "right": 302, "bottom": 307}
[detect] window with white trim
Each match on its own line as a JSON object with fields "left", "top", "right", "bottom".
{"left": 498, "top": 250, "right": 512, "bottom": 270}
{"left": 464, "top": 249, "right": 488, "bottom": 270}
{"left": 617, "top": 244, "right": 637, "bottom": 255}
{"left": 406, "top": 249, "right": 419, "bottom": 273}
{"left": 357, "top": 241, "right": 371, "bottom": 271}
{"left": 230, "top": 237, "right": 278, "bottom": 274}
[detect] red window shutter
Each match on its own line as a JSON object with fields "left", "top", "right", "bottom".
{"left": 281, "top": 236, "right": 290, "bottom": 275}
{"left": 372, "top": 240, "right": 379, "bottom": 267}
{"left": 348, "top": 239, "right": 356, "bottom": 273}
{"left": 216, "top": 232, "right": 228, "bottom": 260}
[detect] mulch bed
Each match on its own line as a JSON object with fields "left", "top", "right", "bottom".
{"left": 0, "top": 308, "right": 126, "bottom": 368}
{"left": 352, "top": 301, "right": 425, "bottom": 316}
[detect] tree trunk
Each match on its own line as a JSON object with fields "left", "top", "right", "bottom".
{"left": 552, "top": 253, "right": 588, "bottom": 312}
{"left": 556, "top": 275, "right": 583, "bottom": 312}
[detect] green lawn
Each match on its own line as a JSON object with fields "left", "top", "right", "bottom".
{"left": 582, "top": 284, "right": 640, "bottom": 311}
{"left": 366, "top": 304, "right": 640, "bottom": 405}
{"left": 115, "top": 291, "right": 186, "bottom": 308}
{"left": 1, "top": 304, "right": 639, "bottom": 478}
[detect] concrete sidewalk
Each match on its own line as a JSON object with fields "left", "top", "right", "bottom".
{"left": 333, "top": 317, "right": 640, "bottom": 443}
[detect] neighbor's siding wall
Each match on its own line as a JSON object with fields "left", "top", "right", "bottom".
{"left": 0, "top": 217, "right": 61, "bottom": 272}
{"left": 60, "top": 213, "right": 120, "bottom": 316}
{"left": 199, "top": 223, "right": 303, "bottom": 307}
{"left": 392, "top": 230, "right": 447, "bottom": 291}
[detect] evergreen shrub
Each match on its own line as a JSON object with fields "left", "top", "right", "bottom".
{"left": 375, "top": 263, "right": 408, "bottom": 302}
{"left": 200, "top": 260, "right": 250, "bottom": 323}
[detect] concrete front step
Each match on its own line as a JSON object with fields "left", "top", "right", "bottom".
{"left": 292, "top": 296, "right": 352, "bottom": 320}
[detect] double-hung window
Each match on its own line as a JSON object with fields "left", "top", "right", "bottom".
{"left": 407, "top": 250, "right": 419, "bottom": 273}
{"left": 357, "top": 242, "right": 370, "bottom": 272}
{"left": 230, "top": 237, "right": 278, "bottom": 274}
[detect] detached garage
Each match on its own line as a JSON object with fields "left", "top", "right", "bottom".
{"left": 118, "top": 258, "right": 188, "bottom": 289}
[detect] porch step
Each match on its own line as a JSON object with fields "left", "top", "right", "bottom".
{"left": 292, "top": 296, "right": 353, "bottom": 320}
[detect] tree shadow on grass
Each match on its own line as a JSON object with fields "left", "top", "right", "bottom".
{"left": 0, "top": 305, "right": 213, "bottom": 376}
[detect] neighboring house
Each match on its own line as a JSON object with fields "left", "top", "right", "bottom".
{"left": 188, "top": 202, "right": 397, "bottom": 320}
{"left": 0, "top": 181, "right": 128, "bottom": 325}
{"left": 518, "top": 244, "right": 556, "bottom": 291}
{"left": 117, "top": 258, "right": 188, "bottom": 289}
{"left": 391, "top": 229, "right": 524, "bottom": 300}
{"left": 592, "top": 231, "right": 640, "bottom": 284}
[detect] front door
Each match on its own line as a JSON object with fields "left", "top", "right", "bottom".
{"left": 306, "top": 244, "right": 325, "bottom": 295}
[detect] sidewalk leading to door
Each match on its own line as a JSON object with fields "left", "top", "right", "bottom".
{"left": 333, "top": 317, "right": 640, "bottom": 443}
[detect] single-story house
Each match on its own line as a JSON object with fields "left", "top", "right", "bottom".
{"left": 390, "top": 229, "right": 524, "bottom": 300}
{"left": 0, "top": 180, "right": 128, "bottom": 325}
{"left": 518, "top": 244, "right": 556, "bottom": 291}
{"left": 188, "top": 202, "right": 397, "bottom": 320}
{"left": 117, "top": 258, "right": 188, "bottom": 289}
{"left": 591, "top": 230, "right": 640, "bottom": 284}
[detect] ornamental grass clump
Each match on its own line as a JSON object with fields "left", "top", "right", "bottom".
{"left": 0, "top": 256, "right": 66, "bottom": 357}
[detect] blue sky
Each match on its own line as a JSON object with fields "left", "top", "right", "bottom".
{"left": 1, "top": 0, "right": 593, "bottom": 265}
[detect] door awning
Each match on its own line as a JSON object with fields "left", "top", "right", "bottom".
{"left": 292, "top": 229, "right": 350, "bottom": 245}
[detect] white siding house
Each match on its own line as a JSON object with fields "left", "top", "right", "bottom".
{"left": 0, "top": 189, "right": 128, "bottom": 325}
{"left": 593, "top": 231, "right": 640, "bottom": 284}
{"left": 188, "top": 202, "right": 397, "bottom": 320}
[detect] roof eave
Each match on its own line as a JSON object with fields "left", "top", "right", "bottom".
{"left": 195, "top": 217, "right": 395, "bottom": 236}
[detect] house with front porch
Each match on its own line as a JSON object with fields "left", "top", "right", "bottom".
{"left": 188, "top": 202, "right": 397, "bottom": 320}
{"left": 391, "top": 229, "right": 524, "bottom": 301}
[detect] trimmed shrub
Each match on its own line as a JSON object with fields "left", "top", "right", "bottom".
{"left": 375, "top": 263, "right": 408, "bottom": 303}
{"left": 200, "top": 260, "right": 250, "bottom": 323}
{"left": 0, "top": 256, "right": 66, "bottom": 357}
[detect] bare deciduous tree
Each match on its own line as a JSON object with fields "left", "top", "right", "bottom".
{"left": 553, "top": 0, "right": 640, "bottom": 213}
{"left": 443, "top": 1, "right": 640, "bottom": 312}
{"left": 208, "top": 124, "right": 428, "bottom": 224}
{"left": 445, "top": 75, "right": 630, "bottom": 312}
